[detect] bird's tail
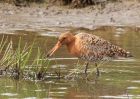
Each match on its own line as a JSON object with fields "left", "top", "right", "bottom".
{"left": 125, "top": 51, "right": 133, "bottom": 58}
{"left": 115, "top": 47, "right": 133, "bottom": 58}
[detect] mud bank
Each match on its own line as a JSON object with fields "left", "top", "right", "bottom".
{"left": 0, "top": 1, "right": 140, "bottom": 33}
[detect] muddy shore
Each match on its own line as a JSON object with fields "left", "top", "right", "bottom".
{"left": 0, "top": 1, "right": 140, "bottom": 33}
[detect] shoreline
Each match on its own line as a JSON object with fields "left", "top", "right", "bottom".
{"left": 0, "top": 1, "right": 140, "bottom": 33}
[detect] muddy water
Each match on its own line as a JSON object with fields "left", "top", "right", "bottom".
{"left": 0, "top": 26, "right": 140, "bottom": 99}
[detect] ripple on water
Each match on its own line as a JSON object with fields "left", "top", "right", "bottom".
{"left": 100, "top": 94, "right": 140, "bottom": 99}
{"left": 45, "top": 81, "right": 55, "bottom": 84}
{"left": 5, "top": 86, "right": 14, "bottom": 88}
{"left": 75, "top": 95, "right": 91, "bottom": 98}
{"left": 49, "top": 57, "right": 78, "bottom": 61}
{"left": 1, "top": 93, "right": 18, "bottom": 96}
{"left": 51, "top": 64, "right": 67, "bottom": 69}
{"left": 105, "top": 78, "right": 114, "bottom": 81}
{"left": 23, "top": 97, "right": 36, "bottom": 99}
{"left": 113, "top": 58, "right": 135, "bottom": 62}
{"left": 99, "top": 95, "right": 128, "bottom": 99}
{"left": 131, "top": 80, "right": 140, "bottom": 83}
{"left": 57, "top": 87, "right": 67, "bottom": 90}
{"left": 40, "top": 31, "right": 60, "bottom": 37}
{"left": 116, "top": 27, "right": 125, "bottom": 32}
{"left": 50, "top": 91, "right": 66, "bottom": 93}
{"left": 34, "top": 89, "right": 46, "bottom": 92}
{"left": 127, "top": 86, "right": 139, "bottom": 90}
{"left": 49, "top": 91, "right": 66, "bottom": 97}
{"left": 102, "top": 69, "right": 135, "bottom": 73}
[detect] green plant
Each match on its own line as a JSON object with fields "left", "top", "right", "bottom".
{"left": 31, "top": 47, "right": 51, "bottom": 80}
{"left": 0, "top": 36, "right": 13, "bottom": 69}
{"left": 0, "top": 36, "right": 51, "bottom": 80}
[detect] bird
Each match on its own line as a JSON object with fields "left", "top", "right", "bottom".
{"left": 47, "top": 31, "right": 132, "bottom": 76}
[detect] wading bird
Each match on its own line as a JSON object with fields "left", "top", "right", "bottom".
{"left": 47, "top": 32, "right": 132, "bottom": 76}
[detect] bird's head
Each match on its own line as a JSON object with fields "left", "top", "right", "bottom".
{"left": 47, "top": 32, "right": 75, "bottom": 57}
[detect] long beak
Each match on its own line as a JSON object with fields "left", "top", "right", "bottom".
{"left": 47, "top": 41, "right": 62, "bottom": 57}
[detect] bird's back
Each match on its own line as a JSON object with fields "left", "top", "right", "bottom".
{"left": 75, "top": 33, "right": 132, "bottom": 62}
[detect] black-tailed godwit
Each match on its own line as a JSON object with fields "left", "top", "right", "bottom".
{"left": 47, "top": 32, "right": 132, "bottom": 76}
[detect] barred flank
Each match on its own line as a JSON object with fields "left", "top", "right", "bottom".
{"left": 109, "top": 45, "right": 133, "bottom": 58}
{"left": 76, "top": 33, "right": 133, "bottom": 61}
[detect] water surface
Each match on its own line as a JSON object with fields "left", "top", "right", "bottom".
{"left": 0, "top": 26, "right": 140, "bottom": 99}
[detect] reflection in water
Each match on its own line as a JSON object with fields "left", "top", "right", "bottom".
{"left": 0, "top": 26, "right": 140, "bottom": 99}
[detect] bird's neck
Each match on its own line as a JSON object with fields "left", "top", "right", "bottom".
{"left": 66, "top": 36, "right": 75, "bottom": 49}
{"left": 66, "top": 37, "right": 79, "bottom": 57}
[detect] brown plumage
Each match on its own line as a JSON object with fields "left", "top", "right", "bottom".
{"left": 75, "top": 33, "right": 132, "bottom": 61}
{"left": 47, "top": 32, "right": 132, "bottom": 76}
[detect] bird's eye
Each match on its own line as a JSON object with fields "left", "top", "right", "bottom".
{"left": 63, "top": 37, "right": 66, "bottom": 40}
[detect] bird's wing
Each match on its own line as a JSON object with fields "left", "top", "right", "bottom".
{"left": 76, "top": 33, "right": 130, "bottom": 61}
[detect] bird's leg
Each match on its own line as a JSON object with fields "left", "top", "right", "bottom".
{"left": 85, "top": 62, "right": 89, "bottom": 76}
{"left": 95, "top": 63, "right": 100, "bottom": 77}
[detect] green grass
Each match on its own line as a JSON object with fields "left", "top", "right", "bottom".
{"left": 0, "top": 36, "right": 51, "bottom": 80}
{"left": 31, "top": 47, "right": 51, "bottom": 80}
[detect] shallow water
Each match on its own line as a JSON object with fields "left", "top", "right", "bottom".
{"left": 0, "top": 26, "right": 140, "bottom": 99}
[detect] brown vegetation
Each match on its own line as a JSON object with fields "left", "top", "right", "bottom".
{"left": 0, "top": 0, "right": 129, "bottom": 8}
{"left": 0, "top": 0, "right": 45, "bottom": 7}
{"left": 0, "top": 0, "right": 140, "bottom": 8}
{"left": 51, "top": 0, "right": 107, "bottom": 8}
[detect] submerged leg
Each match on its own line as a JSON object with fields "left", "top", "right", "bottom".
{"left": 95, "top": 63, "right": 100, "bottom": 77}
{"left": 85, "top": 62, "right": 89, "bottom": 76}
